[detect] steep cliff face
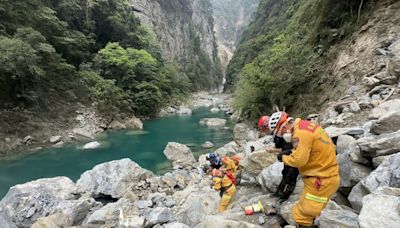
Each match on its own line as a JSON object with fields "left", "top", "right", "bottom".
{"left": 210, "top": 0, "right": 259, "bottom": 68}
{"left": 130, "top": 0, "right": 222, "bottom": 90}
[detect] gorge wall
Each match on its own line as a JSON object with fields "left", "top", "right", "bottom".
{"left": 130, "top": 0, "right": 223, "bottom": 90}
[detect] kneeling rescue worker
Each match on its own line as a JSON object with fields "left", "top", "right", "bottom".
{"left": 212, "top": 168, "right": 236, "bottom": 212}
{"left": 272, "top": 112, "right": 340, "bottom": 227}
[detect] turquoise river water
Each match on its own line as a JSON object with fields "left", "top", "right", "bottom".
{"left": 0, "top": 108, "right": 233, "bottom": 198}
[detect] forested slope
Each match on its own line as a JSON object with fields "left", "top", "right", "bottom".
{"left": 227, "top": 0, "right": 378, "bottom": 119}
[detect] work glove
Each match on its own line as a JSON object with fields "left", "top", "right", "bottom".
{"left": 277, "top": 153, "right": 283, "bottom": 162}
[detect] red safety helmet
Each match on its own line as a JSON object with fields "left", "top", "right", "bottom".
{"left": 258, "top": 116, "right": 270, "bottom": 132}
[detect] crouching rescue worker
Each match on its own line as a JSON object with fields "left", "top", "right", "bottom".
{"left": 274, "top": 114, "right": 340, "bottom": 227}
{"left": 212, "top": 169, "right": 236, "bottom": 212}
{"left": 204, "top": 152, "right": 222, "bottom": 174}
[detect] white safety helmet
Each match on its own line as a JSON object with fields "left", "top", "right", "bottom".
{"left": 268, "top": 111, "right": 288, "bottom": 132}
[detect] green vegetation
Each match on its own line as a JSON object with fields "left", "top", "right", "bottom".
{"left": 227, "top": 0, "right": 376, "bottom": 119}
{"left": 0, "top": 0, "right": 199, "bottom": 118}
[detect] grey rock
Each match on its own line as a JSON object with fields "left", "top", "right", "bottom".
{"left": 357, "top": 130, "right": 400, "bottom": 157}
{"left": 77, "top": 158, "right": 153, "bottom": 198}
{"left": 214, "top": 141, "right": 240, "bottom": 157}
{"left": 210, "top": 107, "right": 220, "bottom": 113}
{"left": 163, "top": 142, "right": 196, "bottom": 168}
{"left": 147, "top": 207, "right": 172, "bottom": 226}
{"left": 349, "top": 101, "right": 361, "bottom": 113}
{"left": 82, "top": 141, "right": 101, "bottom": 150}
{"left": 0, "top": 177, "right": 77, "bottom": 228}
{"left": 257, "top": 162, "right": 283, "bottom": 192}
{"left": 135, "top": 200, "right": 152, "bottom": 209}
{"left": 233, "top": 123, "right": 248, "bottom": 141}
{"left": 177, "top": 106, "right": 192, "bottom": 116}
{"left": 372, "top": 154, "right": 393, "bottom": 168}
{"left": 173, "top": 181, "right": 219, "bottom": 226}
{"left": 49, "top": 136, "right": 62, "bottom": 143}
{"left": 52, "top": 141, "right": 64, "bottom": 148}
{"left": 195, "top": 215, "right": 262, "bottom": 228}
{"left": 316, "top": 201, "right": 359, "bottom": 228}
{"left": 199, "top": 118, "right": 226, "bottom": 128}
{"left": 337, "top": 151, "right": 372, "bottom": 188}
{"left": 258, "top": 216, "right": 265, "bottom": 225}
{"left": 349, "top": 150, "right": 370, "bottom": 165}
{"left": 362, "top": 121, "right": 374, "bottom": 137}
{"left": 388, "top": 57, "right": 400, "bottom": 78}
{"left": 23, "top": 135, "right": 33, "bottom": 144}
{"left": 201, "top": 141, "right": 214, "bottom": 149}
{"left": 348, "top": 153, "right": 400, "bottom": 212}
{"left": 242, "top": 149, "right": 276, "bottom": 175}
{"left": 108, "top": 120, "right": 126, "bottom": 130}
{"left": 336, "top": 135, "right": 359, "bottom": 155}
{"left": 370, "top": 111, "right": 400, "bottom": 134}
{"left": 325, "top": 126, "right": 364, "bottom": 138}
{"left": 358, "top": 187, "right": 400, "bottom": 228}
{"left": 279, "top": 196, "right": 298, "bottom": 225}
{"left": 357, "top": 95, "right": 372, "bottom": 109}
{"left": 85, "top": 198, "right": 139, "bottom": 226}
{"left": 369, "top": 99, "right": 400, "bottom": 120}
{"left": 164, "top": 222, "right": 190, "bottom": 228}
{"left": 125, "top": 116, "right": 143, "bottom": 129}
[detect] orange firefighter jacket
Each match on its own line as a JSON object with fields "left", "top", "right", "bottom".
{"left": 213, "top": 174, "right": 234, "bottom": 191}
{"left": 282, "top": 118, "right": 339, "bottom": 178}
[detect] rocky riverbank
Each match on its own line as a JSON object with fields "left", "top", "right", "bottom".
{"left": 0, "top": 92, "right": 232, "bottom": 159}
{"left": 1, "top": 91, "right": 399, "bottom": 227}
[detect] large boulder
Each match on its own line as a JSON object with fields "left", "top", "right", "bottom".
{"left": 316, "top": 201, "right": 359, "bottom": 228}
{"left": 108, "top": 120, "right": 126, "bottom": 130}
{"left": 242, "top": 150, "right": 277, "bottom": 175}
{"left": 84, "top": 198, "right": 140, "bottom": 227}
{"left": 76, "top": 159, "right": 153, "bottom": 198}
{"left": 233, "top": 123, "right": 248, "bottom": 141}
{"left": 199, "top": 118, "right": 226, "bottom": 128}
{"left": 125, "top": 116, "right": 143, "bottom": 130}
{"left": 257, "top": 162, "right": 283, "bottom": 192}
{"left": 173, "top": 181, "right": 220, "bottom": 227}
{"left": 163, "top": 142, "right": 196, "bottom": 168}
{"left": 177, "top": 106, "right": 192, "bottom": 116}
{"left": 324, "top": 126, "right": 364, "bottom": 138}
{"left": 370, "top": 111, "right": 400, "bottom": 134}
{"left": 337, "top": 157, "right": 371, "bottom": 188}
{"left": 214, "top": 141, "right": 241, "bottom": 157}
{"left": 336, "top": 135, "right": 359, "bottom": 155}
{"left": 348, "top": 153, "right": 400, "bottom": 212}
{"left": 357, "top": 130, "right": 400, "bottom": 157}
{"left": 369, "top": 99, "right": 400, "bottom": 120}
{"left": 0, "top": 177, "right": 77, "bottom": 228}
{"left": 358, "top": 187, "right": 400, "bottom": 228}
{"left": 147, "top": 207, "right": 173, "bottom": 226}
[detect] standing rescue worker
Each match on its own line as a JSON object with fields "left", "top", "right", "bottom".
{"left": 274, "top": 115, "right": 340, "bottom": 227}
{"left": 212, "top": 169, "right": 236, "bottom": 212}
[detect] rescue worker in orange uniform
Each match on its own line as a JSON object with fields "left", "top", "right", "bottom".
{"left": 272, "top": 114, "right": 340, "bottom": 227}
{"left": 212, "top": 169, "right": 236, "bottom": 212}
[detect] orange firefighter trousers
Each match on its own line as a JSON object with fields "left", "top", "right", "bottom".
{"left": 292, "top": 175, "right": 340, "bottom": 226}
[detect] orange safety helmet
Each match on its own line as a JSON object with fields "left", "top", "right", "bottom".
{"left": 231, "top": 155, "right": 241, "bottom": 163}
{"left": 258, "top": 116, "right": 270, "bottom": 132}
{"left": 212, "top": 168, "right": 223, "bottom": 177}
